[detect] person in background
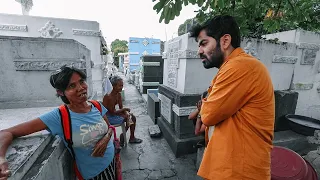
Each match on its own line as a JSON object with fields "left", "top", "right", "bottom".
{"left": 0, "top": 66, "right": 116, "bottom": 180}
{"left": 103, "top": 76, "right": 113, "bottom": 95}
{"left": 102, "top": 75, "right": 142, "bottom": 146}
{"left": 190, "top": 15, "right": 275, "bottom": 180}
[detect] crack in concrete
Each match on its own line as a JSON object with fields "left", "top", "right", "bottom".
{"left": 144, "top": 170, "right": 151, "bottom": 180}
{"left": 126, "top": 145, "right": 143, "bottom": 170}
{"left": 160, "top": 169, "right": 177, "bottom": 178}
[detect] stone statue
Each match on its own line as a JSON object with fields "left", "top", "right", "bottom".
{"left": 15, "top": 0, "right": 33, "bottom": 15}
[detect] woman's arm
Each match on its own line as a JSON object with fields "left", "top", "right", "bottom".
{"left": 92, "top": 115, "right": 113, "bottom": 157}
{"left": 0, "top": 118, "right": 47, "bottom": 156}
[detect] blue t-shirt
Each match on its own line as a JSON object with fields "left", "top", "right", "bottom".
{"left": 39, "top": 102, "right": 115, "bottom": 179}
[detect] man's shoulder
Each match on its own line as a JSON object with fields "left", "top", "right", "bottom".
{"left": 104, "top": 93, "right": 116, "bottom": 100}
{"left": 227, "top": 54, "right": 265, "bottom": 71}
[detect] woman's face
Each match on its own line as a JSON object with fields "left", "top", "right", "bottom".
{"left": 63, "top": 72, "right": 88, "bottom": 104}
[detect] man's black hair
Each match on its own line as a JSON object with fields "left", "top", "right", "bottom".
{"left": 190, "top": 15, "right": 241, "bottom": 48}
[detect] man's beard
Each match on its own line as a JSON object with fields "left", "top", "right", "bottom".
{"left": 201, "top": 45, "right": 224, "bottom": 69}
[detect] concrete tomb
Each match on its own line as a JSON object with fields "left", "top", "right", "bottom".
{"left": 0, "top": 36, "right": 92, "bottom": 109}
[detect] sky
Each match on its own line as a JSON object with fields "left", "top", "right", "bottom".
{"left": 0, "top": 0, "right": 199, "bottom": 45}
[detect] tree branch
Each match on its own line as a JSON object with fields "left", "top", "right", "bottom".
{"left": 275, "top": 0, "right": 283, "bottom": 18}
{"left": 231, "top": 0, "right": 235, "bottom": 11}
{"left": 286, "top": 0, "right": 295, "bottom": 12}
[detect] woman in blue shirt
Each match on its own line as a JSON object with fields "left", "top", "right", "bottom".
{"left": 0, "top": 66, "right": 115, "bottom": 180}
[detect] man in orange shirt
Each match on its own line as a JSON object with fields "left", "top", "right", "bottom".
{"left": 190, "top": 15, "right": 275, "bottom": 179}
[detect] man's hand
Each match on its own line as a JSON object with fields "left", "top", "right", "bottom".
{"left": 0, "top": 157, "right": 10, "bottom": 180}
{"left": 91, "top": 129, "right": 113, "bottom": 157}
{"left": 123, "top": 108, "right": 131, "bottom": 112}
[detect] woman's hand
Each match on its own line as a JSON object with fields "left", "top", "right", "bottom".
{"left": 91, "top": 129, "right": 113, "bottom": 157}
{"left": 196, "top": 100, "right": 202, "bottom": 111}
{"left": 195, "top": 118, "right": 202, "bottom": 136}
{"left": 0, "top": 157, "right": 10, "bottom": 180}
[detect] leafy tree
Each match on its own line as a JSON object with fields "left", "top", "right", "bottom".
{"left": 111, "top": 39, "right": 128, "bottom": 57}
{"left": 110, "top": 39, "right": 128, "bottom": 67}
{"left": 154, "top": 0, "right": 320, "bottom": 38}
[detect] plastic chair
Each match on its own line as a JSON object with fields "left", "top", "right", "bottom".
{"left": 112, "top": 122, "right": 127, "bottom": 147}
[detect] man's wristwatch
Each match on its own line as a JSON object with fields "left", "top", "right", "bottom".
{"left": 197, "top": 114, "right": 201, "bottom": 118}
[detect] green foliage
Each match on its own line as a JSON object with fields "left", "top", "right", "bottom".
{"left": 178, "top": 18, "right": 196, "bottom": 35}
{"left": 111, "top": 39, "right": 128, "bottom": 57}
{"left": 153, "top": 0, "right": 320, "bottom": 38}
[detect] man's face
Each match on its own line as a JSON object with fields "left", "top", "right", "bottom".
{"left": 113, "top": 80, "right": 123, "bottom": 93}
{"left": 197, "top": 30, "right": 224, "bottom": 69}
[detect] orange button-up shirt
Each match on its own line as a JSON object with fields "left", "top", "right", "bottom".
{"left": 198, "top": 48, "right": 275, "bottom": 180}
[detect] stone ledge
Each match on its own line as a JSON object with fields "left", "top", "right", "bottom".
{"left": 23, "top": 136, "right": 73, "bottom": 180}
{"left": 158, "top": 117, "right": 203, "bottom": 157}
{"left": 7, "top": 135, "right": 52, "bottom": 180}
{"left": 172, "top": 104, "right": 197, "bottom": 117}
{"left": 158, "top": 85, "right": 201, "bottom": 107}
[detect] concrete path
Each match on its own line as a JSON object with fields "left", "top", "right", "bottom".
{"left": 116, "top": 73, "right": 202, "bottom": 180}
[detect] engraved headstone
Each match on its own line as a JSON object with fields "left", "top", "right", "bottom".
{"left": 301, "top": 49, "right": 317, "bottom": 65}
{"left": 159, "top": 94, "right": 172, "bottom": 123}
{"left": 167, "top": 39, "right": 180, "bottom": 88}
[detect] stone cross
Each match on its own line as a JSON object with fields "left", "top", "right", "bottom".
{"left": 15, "top": 0, "right": 33, "bottom": 15}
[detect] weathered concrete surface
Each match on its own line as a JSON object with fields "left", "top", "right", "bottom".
{"left": 0, "top": 106, "right": 55, "bottom": 179}
{"left": 6, "top": 135, "right": 52, "bottom": 180}
{"left": 23, "top": 137, "right": 74, "bottom": 180}
{"left": 119, "top": 73, "right": 201, "bottom": 180}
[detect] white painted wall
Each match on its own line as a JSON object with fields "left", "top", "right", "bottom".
{"left": 0, "top": 13, "right": 104, "bottom": 96}
{"left": 263, "top": 30, "right": 299, "bottom": 43}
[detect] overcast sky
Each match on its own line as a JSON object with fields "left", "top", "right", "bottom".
{"left": 0, "top": 0, "right": 198, "bottom": 44}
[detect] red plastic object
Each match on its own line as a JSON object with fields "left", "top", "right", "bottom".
{"left": 271, "top": 146, "right": 308, "bottom": 180}
{"left": 304, "top": 160, "right": 318, "bottom": 180}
